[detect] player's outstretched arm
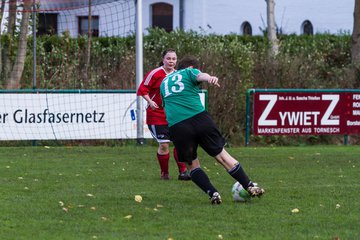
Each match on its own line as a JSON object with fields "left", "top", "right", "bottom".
{"left": 197, "top": 73, "right": 220, "bottom": 87}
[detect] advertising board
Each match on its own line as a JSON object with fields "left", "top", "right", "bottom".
{"left": 253, "top": 92, "right": 360, "bottom": 135}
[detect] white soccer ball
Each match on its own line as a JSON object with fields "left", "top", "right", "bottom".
{"left": 231, "top": 181, "right": 250, "bottom": 202}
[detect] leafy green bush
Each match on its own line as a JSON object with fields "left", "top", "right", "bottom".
{"left": 0, "top": 29, "right": 357, "bottom": 145}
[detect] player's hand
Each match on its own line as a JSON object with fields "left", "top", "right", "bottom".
{"left": 208, "top": 76, "right": 220, "bottom": 87}
{"left": 149, "top": 100, "right": 159, "bottom": 109}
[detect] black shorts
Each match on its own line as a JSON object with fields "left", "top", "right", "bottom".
{"left": 169, "top": 111, "right": 225, "bottom": 164}
{"left": 148, "top": 124, "right": 171, "bottom": 143}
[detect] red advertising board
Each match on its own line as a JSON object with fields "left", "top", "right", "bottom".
{"left": 253, "top": 92, "right": 360, "bottom": 135}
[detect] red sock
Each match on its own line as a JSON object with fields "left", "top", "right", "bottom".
{"left": 173, "top": 148, "right": 187, "bottom": 173}
{"left": 157, "top": 152, "right": 169, "bottom": 174}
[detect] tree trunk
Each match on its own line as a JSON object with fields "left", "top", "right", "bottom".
{"left": 0, "top": 0, "right": 6, "bottom": 80}
{"left": 6, "top": 0, "right": 32, "bottom": 89}
{"left": 266, "top": 0, "right": 279, "bottom": 56}
{"left": 0, "top": 0, "right": 5, "bottom": 24}
{"left": 3, "top": 0, "right": 17, "bottom": 82}
{"left": 351, "top": 0, "right": 360, "bottom": 65}
{"left": 84, "top": 0, "right": 92, "bottom": 86}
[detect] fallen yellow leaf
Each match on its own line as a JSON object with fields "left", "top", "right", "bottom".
{"left": 135, "top": 195, "right": 142, "bottom": 203}
{"left": 291, "top": 208, "right": 300, "bottom": 213}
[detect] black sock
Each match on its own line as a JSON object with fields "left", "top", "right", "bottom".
{"left": 228, "top": 163, "right": 253, "bottom": 189}
{"left": 190, "top": 167, "right": 218, "bottom": 197}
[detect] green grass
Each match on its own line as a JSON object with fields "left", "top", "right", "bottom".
{"left": 0, "top": 145, "right": 359, "bottom": 240}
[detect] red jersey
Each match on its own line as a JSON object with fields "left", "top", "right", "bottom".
{"left": 137, "top": 66, "right": 172, "bottom": 125}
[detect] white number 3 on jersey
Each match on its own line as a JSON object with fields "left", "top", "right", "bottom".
{"left": 163, "top": 74, "right": 184, "bottom": 97}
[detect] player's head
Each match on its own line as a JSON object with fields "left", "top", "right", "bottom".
{"left": 159, "top": 48, "right": 177, "bottom": 70}
{"left": 177, "top": 55, "right": 199, "bottom": 70}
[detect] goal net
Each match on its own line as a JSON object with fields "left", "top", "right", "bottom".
{"left": 38, "top": 0, "right": 135, "bottom": 38}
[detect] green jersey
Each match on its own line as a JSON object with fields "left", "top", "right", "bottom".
{"left": 160, "top": 67, "right": 204, "bottom": 127}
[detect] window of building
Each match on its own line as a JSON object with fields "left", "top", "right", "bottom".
{"left": 38, "top": 13, "right": 58, "bottom": 36}
{"left": 151, "top": 3, "right": 173, "bottom": 32}
{"left": 241, "top": 21, "right": 252, "bottom": 36}
{"left": 78, "top": 16, "right": 99, "bottom": 37}
{"left": 301, "top": 20, "right": 313, "bottom": 35}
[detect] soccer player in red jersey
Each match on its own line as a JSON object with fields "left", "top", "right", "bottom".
{"left": 137, "top": 49, "right": 190, "bottom": 180}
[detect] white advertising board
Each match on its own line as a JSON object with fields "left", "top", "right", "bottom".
{"left": 0, "top": 92, "right": 206, "bottom": 140}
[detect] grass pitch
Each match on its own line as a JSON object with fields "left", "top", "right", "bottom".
{"left": 0, "top": 145, "right": 359, "bottom": 240}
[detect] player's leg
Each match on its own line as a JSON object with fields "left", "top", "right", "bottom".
{"left": 149, "top": 124, "right": 171, "bottom": 180}
{"left": 158, "top": 142, "right": 170, "bottom": 180}
{"left": 170, "top": 118, "right": 221, "bottom": 203}
{"left": 214, "top": 149, "right": 263, "bottom": 196}
{"left": 173, "top": 148, "right": 191, "bottom": 180}
{"left": 187, "top": 159, "right": 221, "bottom": 204}
{"left": 159, "top": 124, "right": 190, "bottom": 180}
{"left": 214, "top": 149, "right": 251, "bottom": 186}
{"left": 197, "top": 111, "right": 264, "bottom": 197}
{"left": 152, "top": 124, "right": 190, "bottom": 180}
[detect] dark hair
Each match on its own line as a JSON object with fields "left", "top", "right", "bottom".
{"left": 162, "top": 48, "right": 176, "bottom": 58}
{"left": 177, "top": 55, "right": 199, "bottom": 70}
{"left": 158, "top": 48, "right": 176, "bottom": 67}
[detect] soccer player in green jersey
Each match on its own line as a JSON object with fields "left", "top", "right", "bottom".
{"left": 160, "top": 55, "right": 265, "bottom": 204}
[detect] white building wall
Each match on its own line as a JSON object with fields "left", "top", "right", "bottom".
{"left": 275, "top": 0, "right": 354, "bottom": 35}
{"left": 182, "top": 0, "right": 267, "bottom": 35}
{"left": 29, "top": 0, "right": 354, "bottom": 37}
{"left": 183, "top": 0, "right": 209, "bottom": 33}
{"left": 160, "top": 0, "right": 354, "bottom": 35}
